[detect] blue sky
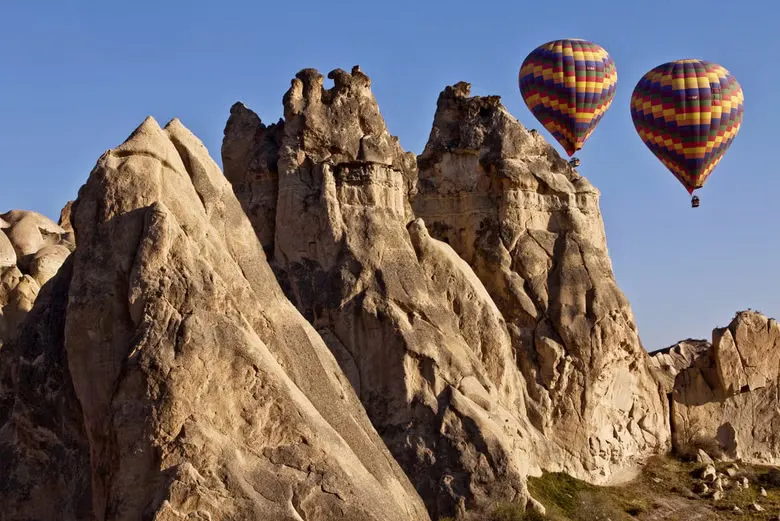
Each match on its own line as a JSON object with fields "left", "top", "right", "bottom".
{"left": 1, "top": 0, "right": 776, "bottom": 351}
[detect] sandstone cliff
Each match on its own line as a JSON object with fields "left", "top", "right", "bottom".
{"left": 1, "top": 116, "right": 431, "bottom": 521}
{"left": 412, "top": 82, "right": 670, "bottom": 482}
{"left": 0, "top": 257, "right": 92, "bottom": 521}
{"left": 651, "top": 310, "right": 780, "bottom": 464}
{"left": 224, "top": 67, "right": 554, "bottom": 520}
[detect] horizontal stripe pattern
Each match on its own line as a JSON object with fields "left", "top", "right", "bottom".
{"left": 518, "top": 38, "right": 618, "bottom": 156}
{"left": 630, "top": 59, "right": 744, "bottom": 193}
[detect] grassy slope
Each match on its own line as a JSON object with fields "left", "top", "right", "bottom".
{"left": 451, "top": 456, "right": 780, "bottom": 521}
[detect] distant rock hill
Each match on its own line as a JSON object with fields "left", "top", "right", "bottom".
{"left": 0, "top": 65, "right": 777, "bottom": 521}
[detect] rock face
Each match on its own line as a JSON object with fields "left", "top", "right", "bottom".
{"left": 2, "top": 116, "right": 431, "bottom": 521}
{"left": 0, "top": 209, "right": 74, "bottom": 345}
{"left": 412, "top": 82, "right": 670, "bottom": 481}
{"left": 221, "top": 104, "right": 283, "bottom": 256}
{"left": 223, "top": 67, "right": 561, "bottom": 519}
{"left": 648, "top": 339, "right": 710, "bottom": 395}
{"left": 654, "top": 311, "right": 780, "bottom": 463}
{"left": 0, "top": 258, "right": 93, "bottom": 521}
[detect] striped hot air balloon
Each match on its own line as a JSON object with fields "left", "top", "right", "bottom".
{"left": 518, "top": 38, "right": 618, "bottom": 160}
{"left": 630, "top": 59, "right": 744, "bottom": 206}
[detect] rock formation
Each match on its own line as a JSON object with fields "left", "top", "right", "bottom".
{"left": 0, "top": 210, "right": 74, "bottom": 345}
{"left": 0, "top": 257, "right": 93, "bottom": 521}
{"left": 648, "top": 339, "right": 710, "bottom": 395}
{"left": 652, "top": 310, "right": 780, "bottom": 464}
{"left": 221, "top": 66, "right": 674, "bottom": 518}
{"left": 2, "top": 116, "right": 431, "bottom": 521}
{"left": 224, "top": 67, "right": 555, "bottom": 520}
{"left": 412, "top": 82, "right": 670, "bottom": 480}
{"left": 4, "top": 62, "right": 779, "bottom": 521}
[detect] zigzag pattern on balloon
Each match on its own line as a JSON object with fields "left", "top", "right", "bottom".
{"left": 630, "top": 59, "right": 744, "bottom": 193}
{"left": 519, "top": 38, "right": 618, "bottom": 156}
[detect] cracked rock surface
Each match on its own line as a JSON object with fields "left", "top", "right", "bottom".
{"left": 652, "top": 310, "right": 780, "bottom": 464}
{"left": 413, "top": 82, "right": 670, "bottom": 482}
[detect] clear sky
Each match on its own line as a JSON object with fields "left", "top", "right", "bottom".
{"left": 1, "top": 0, "right": 776, "bottom": 351}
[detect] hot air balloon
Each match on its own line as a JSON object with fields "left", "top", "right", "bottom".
{"left": 518, "top": 38, "right": 618, "bottom": 167}
{"left": 630, "top": 59, "right": 744, "bottom": 207}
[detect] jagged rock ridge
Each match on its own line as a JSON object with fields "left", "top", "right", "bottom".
{"left": 224, "top": 66, "right": 555, "bottom": 520}
{"left": 3, "top": 62, "right": 778, "bottom": 521}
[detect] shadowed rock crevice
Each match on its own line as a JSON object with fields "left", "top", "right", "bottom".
{"left": 0, "top": 257, "right": 93, "bottom": 521}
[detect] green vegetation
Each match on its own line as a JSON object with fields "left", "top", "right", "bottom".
{"left": 450, "top": 455, "right": 780, "bottom": 520}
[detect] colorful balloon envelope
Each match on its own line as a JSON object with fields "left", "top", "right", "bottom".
{"left": 630, "top": 59, "right": 744, "bottom": 195}
{"left": 518, "top": 38, "right": 618, "bottom": 156}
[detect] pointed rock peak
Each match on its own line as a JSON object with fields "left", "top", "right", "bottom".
{"left": 135, "top": 115, "right": 163, "bottom": 134}
{"left": 227, "top": 102, "right": 262, "bottom": 126}
{"left": 109, "top": 115, "right": 186, "bottom": 174}
{"left": 113, "top": 115, "right": 166, "bottom": 153}
{"left": 164, "top": 120, "right": 201, "bottom": 154}
{"left": 164, "top": 118, "right": 218, "bottom": 172}
{"left": 164, "top": 117, "right": 183, "bottom": 128}
{"left": 163, "top": 117, "right": 198, "bottom": 141}
{"left": 58, "top": 201, "right": 74, "bottom": 228}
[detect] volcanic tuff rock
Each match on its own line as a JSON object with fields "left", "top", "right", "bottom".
{"left": 0, "top": 257, "right": 93, "bottom": 521}
{"left": 2, "top": 115, "right": 431, "bottom": 521}
{"left": 412, "top": 81, "right": 670, "bottom": 481}
{"left": 652, "top": 310, "right": 780, "bottom": 463}
{"left": 224, "top": 66, "right": 562, "bottom": 519}
{"left": 648, "top": 339, "right": 710, "bottom": 395}
{"left": 6, "top": 62, "right": 780, "bottom": 521}
{"left": 0, "top": 209, "right": 74, "bottom": 346}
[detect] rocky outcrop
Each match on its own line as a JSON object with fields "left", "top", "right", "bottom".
{"left": 654, "top": 311, "right": 780, "bottom": 463}
{"left": 412, "top": 82, "right": 670, "bottom": 481}
{"left": 7, "top": 63, "right": 778, "bottom": 521}
{"left": 648, "top": 339, "right": 710, "bottom": 395}
{"left": 0, "top": 210, "right": 74, "bottom": 345}
{"left": 72, "top": 115, "right": 431, "bottom": 521}
{"left": 221, "top": 104, "right": 283, "bottom": 256}
{"left": 3, "top": 116, "right": 431, "bottom": 521}
{"left": 223, "top": 67, "right": 560, "bottom": 519}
